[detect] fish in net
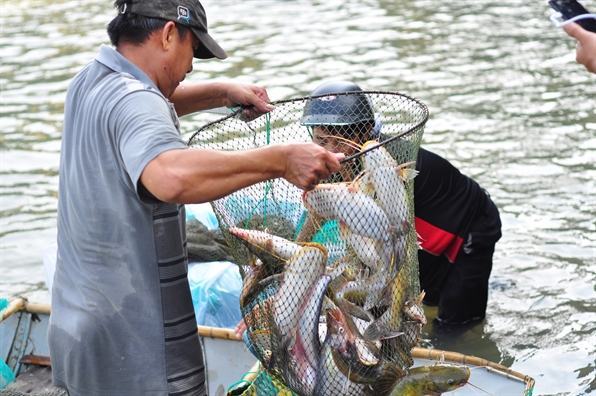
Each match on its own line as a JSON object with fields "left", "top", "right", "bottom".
{"left": 189, "top": 91, "right": 470, "bottom": 395}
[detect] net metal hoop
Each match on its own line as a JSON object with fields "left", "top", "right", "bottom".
{"left": 187, "top": 91, "right": 429, "bottom": 150}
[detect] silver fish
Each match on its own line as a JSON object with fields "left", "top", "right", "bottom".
{"left": 229, "top": 227, "right": 302, "bottom": 261}
{"left": 273, "top": 243, "right": 327, "bottom": 338}
{"left": 284, "top": 275, "right": 331, "bottom": 395}
{"left": 303, "top": 183, "right": 392, "bottom": 242}
{"left": 314, "top": 307, "right": 368, "bottom": 396}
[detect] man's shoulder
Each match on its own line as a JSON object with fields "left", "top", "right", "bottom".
{"left": 70, "top": 60, "right": 159, "bottom": 100}
{"left": 67, "top": 63, "right": 166, "bottom": 118}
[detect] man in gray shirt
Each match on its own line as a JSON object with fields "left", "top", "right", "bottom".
{"left": 48, "top": 1, "right": 343, "bottom": 395}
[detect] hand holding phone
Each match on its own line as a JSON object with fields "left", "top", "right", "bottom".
{"left": 549, "top": 0, "right": 596, "bottom": 32}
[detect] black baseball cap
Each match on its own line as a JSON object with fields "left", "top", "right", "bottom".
{"left": 122, "top": 0, "right": 227, "bottom": 59}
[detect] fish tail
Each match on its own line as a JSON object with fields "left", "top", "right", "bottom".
{"left": 338, "top": 298, "right": 374, "bottom": 323}
{"left": 363, "top": 321, "right": 404, "bottom": 342}
{"left": 398, "top": 167, "right": 419, "bottom": 181}
{"left": 395, "top": 161, "right": 418, "bottom": 181}
{"left": 416, "top": 290, "right": 426, "bottom": 305}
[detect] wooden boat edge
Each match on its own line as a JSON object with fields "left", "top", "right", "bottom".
{"left": 1, "top": 297, "right": 536, "bottom": 394}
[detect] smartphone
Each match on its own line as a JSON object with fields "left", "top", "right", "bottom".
{"left": 549, "top": 0, "right": 596, "bottom": 32}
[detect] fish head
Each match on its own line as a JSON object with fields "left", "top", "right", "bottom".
{"left": 325, "top": 307, "right": 356, "bottom": 353}
{"left": 303, "top": 183, "right": 339, "bottom": 201}
{"left": 403, "top": 299, "right": 427, "bottom": 325}
{"left": 229, "top": 227, "right": 273, "bottom": 250}
{"left": 361, "top": 140, "right": 396, "bottom": 170}
{"left": 228, "top": 226, "right": 252, "bottom": 241}
{"left": 360, "top": 140, "right": 381, "bottom": 151}
{"left": 424, "top": 364, "right": 471, "bottom": 392}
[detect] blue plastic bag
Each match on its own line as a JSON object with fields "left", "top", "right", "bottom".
{"left": 0, "top": 298, "right": 8, "bottom": 313}
{"left": 0, "top": 298, "right": 15, "bottom": 389}
{"left": 186, "top": 203, "right": 220, "bottom": 230}
{"left": 0, "top": 360, "right": 15, "bottom": 389}
{"left": 187, "top": 261, "right": 242, "bottom": 329}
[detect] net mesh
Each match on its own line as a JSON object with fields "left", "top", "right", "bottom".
{"left": 189, "top": 91, "right": 428, "bottom": 396}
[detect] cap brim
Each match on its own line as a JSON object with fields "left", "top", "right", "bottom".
{"left": 192, "top": 29, "right": 227, "bottom": 60}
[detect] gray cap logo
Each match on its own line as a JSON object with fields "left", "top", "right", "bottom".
{"left": 177, "top": 5, "right": 190, "bottom": 22}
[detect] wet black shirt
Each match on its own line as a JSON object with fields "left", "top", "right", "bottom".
{"left": 414, "top": 148, "right": 488, "bottom": 262}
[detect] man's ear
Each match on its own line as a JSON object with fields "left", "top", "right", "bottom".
{"left": 161, "top": 21, "right": 178, "bottom": 52}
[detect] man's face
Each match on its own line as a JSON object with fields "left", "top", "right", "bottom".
{"left": 161, "top": 26, "right": 197, "bottom": 97}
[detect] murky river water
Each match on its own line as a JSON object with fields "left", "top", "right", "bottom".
{"left": 1, "top": 0, "right": 595, "bottom": 394}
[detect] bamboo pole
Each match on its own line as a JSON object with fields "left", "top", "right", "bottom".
{"left": 197, "top": 325, "right": 242, "bottom": 341}
{"left": 0, "top": 298, "right": 51, "bottom": 322}
{"left": 0, "top": 297, "right": 26, "bottom": 321}
{"left": 412, "top": 347, "right": 535, "bottom": 391}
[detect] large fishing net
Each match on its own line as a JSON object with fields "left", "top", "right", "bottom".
{"left": 189, "top": 91, "right": 428, "bottom": 395}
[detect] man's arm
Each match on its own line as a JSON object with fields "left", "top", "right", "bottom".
{"left": 169, "top": 81, "right": 273, "bottom": 116}
{"left": 140, "top": 143, "right": 344, "bottom": 204}
{"left": 563, "top": 23, "right": 596, "bottom": 73}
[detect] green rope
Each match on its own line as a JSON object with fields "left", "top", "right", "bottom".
{"left": 263, "top": 113, "right": 272, "bottom": 226}
{"left": 226, "top": 370, "right": 260, "bottom": 394}
{"left": 243, "top": 113, "right": 273, "bottom": 228}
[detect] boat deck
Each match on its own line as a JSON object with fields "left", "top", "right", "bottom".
{"left": 2, "top": 365, "right": 66, "bottom": 396}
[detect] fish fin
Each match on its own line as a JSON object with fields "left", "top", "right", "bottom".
{"left": 395, "top": 161, "right": 418, "bottom": 181}
{"left": 363, "top": 322, "right": 404, "bottom": 342}
{"left": 299, "top": 241, "right": 328, "bottom": 252}
{"left": 370, "top": 363, "right": 407, "bottom": 395}
{"left": 321, "top": 296, "right": 335, "bottom": 312}
{"left": 331, "top": 348, "right": 378, "bottom": 385}
{"left": 379, "top": 330, "right": 404, "bottom": 341}
{"left": 338, "top": 222, "right": 351, "bottom": 239}
{"left": 362, "top": 321, "right": 383, "bottom": 341}
{"left": 347, "top": 177, "right": 362, "bottom": 193}
{"left": 337, "top": 298, "right": 373, "bottom": 323}
{"left": 416, "top": 290, "right": 426, "bottom": 305}
{"left": 258, "top": 273, "right": 283, "bottom": 286}
{"left": 351, "top": 171, "right": 375, "bottom": 195}
{"left": 398, "top": 167, "right": 419, "bottom": 181}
